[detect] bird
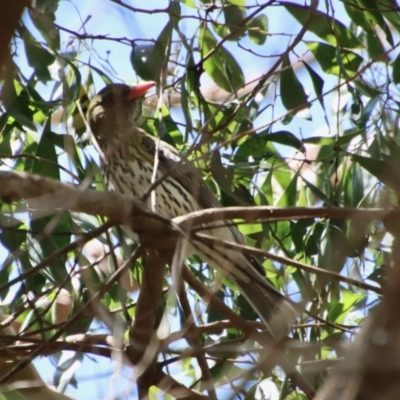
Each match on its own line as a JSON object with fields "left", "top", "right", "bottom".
{"left": 87, "top": 82, "right": 299, "bottom": 339}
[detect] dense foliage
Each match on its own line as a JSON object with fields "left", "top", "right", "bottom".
{"left": 1, "top": 0, "right": 400, "bottom": 399}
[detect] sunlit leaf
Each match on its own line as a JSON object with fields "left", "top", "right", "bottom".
{"left": 306, "top": 41, "right": 363, "bottom": 77}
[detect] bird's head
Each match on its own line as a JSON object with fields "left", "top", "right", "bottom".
{"left": 87, "top": 82, "right": 155, "bottom": 141}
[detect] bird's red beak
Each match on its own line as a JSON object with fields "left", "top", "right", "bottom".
{"left": 126, "top": 81, "right": 156, "bottom": 101}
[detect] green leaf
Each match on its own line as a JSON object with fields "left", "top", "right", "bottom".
{"left": 207, "top": 290, "right": 226, "bottom": 323}
{"left": 200, "top": 25, "right": 245, "bottom": 92}
{"left": 303, "top": 178, "right": 330, "bottom": 203}
{"left": 60, "top": 57, "right": 82, "bottom": 105}
{"left": 284, "top": 2, "right": 362, "bottom": 48}
{"left": 0, "top": 118, "right": 12, "bottom": 155}
{"left": 47, "top": 132, "right": 85, "bottom": 181}
{"left": 357, "top": 0, "right": 393, "bottom": 45}
{"left": 354, "top": 79, "right": 381, "bottom": 98}
{"left": 183, "top": 0, "right": 196, "bottom": 6}
{"left": 130, "top": 21, "right": 172, "bottom": 83}
{"left": 318, "top": 220, "right": 349, "bottom": 285}
{"left": 23, "top": 34, "right": 55, "bottom": 81}
{"left": 32, "top": 119, "right": 59, "bottom": 181}
{"left": 330, "top": 290, "right": 365, "bottom": 324}
{"left": 30, "top": 8, "right": 60, "bottom": 50}
{"left": 210, "top": 151, "right": 234, "bottom": 200}
{"left": 366, "top": 32, "right": 385, "bottom": 59}
{"left": 352, "top": 154, "right": 400, "bottom": 193}
{"left": 2, "top": 79, "right": 36, "bottom": 131}
{"left": 156, "top": 103, "right": 183, "bottom": 146}
{"left": 131, "top": 44, "right": 157, "bottom": 82}
{"left": 234, "top": 133, "right": 269, "bottom": 162}
{"left": 266, "top": 131, "right": 305, "bottom": 152}
{"left": 360, "top": 96, "right": 379, "bottom": 126}
{"left": 376, "top": 0, "right": 400, "bottom": 33}
{"left": 306, "top": 41, "right": 363, "bottom": 77}
{"left": 393, "top": 52, "right": 400, "bottom": 84}
{"left": 0, "top": 229, "right": 25, "bottom": 253}
{"left": 337, "top": 128, "right": 365, "bottom": 147}
{"left": 169, "top": 0, "right": 181, "bottom": 29}
{"left": 152, "top": 21, "right": 172, "bottom": 81}
{"left": 247, "top": 14, "right": 268, "bottom": 45}
{"left": 0, "top": 390, "right": 28, "bottom": 399}
{"left": 87, "top": 64, "right": 112, "bottom": 85}
{"left": 344, "top": 1, "right": 374, "bottom": 33}
{"left": 383, "top": 136, "right": 400, "bottom": 161}
{"left": 222, "top": 3, "right": 246, "bottom": 40}
{"left": 303, "top": 61, "right": 325, "bottom": 110}
{"left": 280, "top": 54, "right": 309, "bottom": 111}
{"left": 347, "top": 219, "right": 368, "bottom": 257}
{"left": 227, "top": 0, "right": 245, "bottom": 5}
{"left": 277, "top": 173, "right": 298, "bottom": 207}
{"left": 238, "top": 293, "right": 258, "bottom": 321}
{"left": 180, "top": 80, "right": 193, "bottom": 134}
{"left": 34, "top": 0, "right": 59, "bottom": 13}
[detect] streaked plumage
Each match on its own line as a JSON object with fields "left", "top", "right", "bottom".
{"left": 87, "top": 82, "right": 298, "bottom": 338}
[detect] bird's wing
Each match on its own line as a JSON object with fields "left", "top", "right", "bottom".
{"left": 139, "top": 132, "right": 266, "bottom": 276}
{"left": 139, "top": 132, "right": 223, "bottom": 209}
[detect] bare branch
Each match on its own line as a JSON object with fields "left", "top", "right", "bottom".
{"left": 174, "top": 205, "right": 398, "bottom": 228}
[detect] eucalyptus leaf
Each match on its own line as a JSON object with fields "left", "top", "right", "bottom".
{"left": 280, "top": 54, "right": 309, "bottom": 111}
{"left": 200, "top": 25, "right": 244, "bottom": 92}
{"left": 284, "top": 2, "right": 362, "bottom": 48}
{"left": 306, "top": 41, "right": 363, "bottom": 77}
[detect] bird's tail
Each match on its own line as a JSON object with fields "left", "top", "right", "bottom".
{"left": 235, "top": 278, "right": 299, "bottom": 339}
{"left": 188, "top": 233, "right": 299, "bottom": 338}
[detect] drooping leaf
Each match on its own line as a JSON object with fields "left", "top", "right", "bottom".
{"left": 266, "top": 131, "right": 305, "bottom": 152}
{"left": 366, "top": 32, "right": 385, "bottom": 59}
{"left": 393, "top": 52, "right": 400, "bottom": 84}
{"left": 155, "top": 103, "right": 184, "bottom": 146}
{"left": 200, "top": 25, "right": 245, "bottom": 92}
{"left": 32, "top": 118, "right": 59, "bottom": 180}
{"left": 280, "top": 54, "right": 309, "bottom": 111}
{"left": 169, "top": 0, "right": 181, "bottom": 29}
{"left": 357, "top": 0, "right": 393, "bottom": 45}
{"left": 376, "top": 0, "right": 400, "bottom": 33}
{"left": 29, "top": 7, "right": 60, "bottom": 49}
{"left": 23, "top": 32, "right": 55, "bottom": 81}
{"left": 303, "top": 61, "right": 325, "bottom": 110}
{"left": 352, "top": 154, "right": 400, "bottom": 193}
